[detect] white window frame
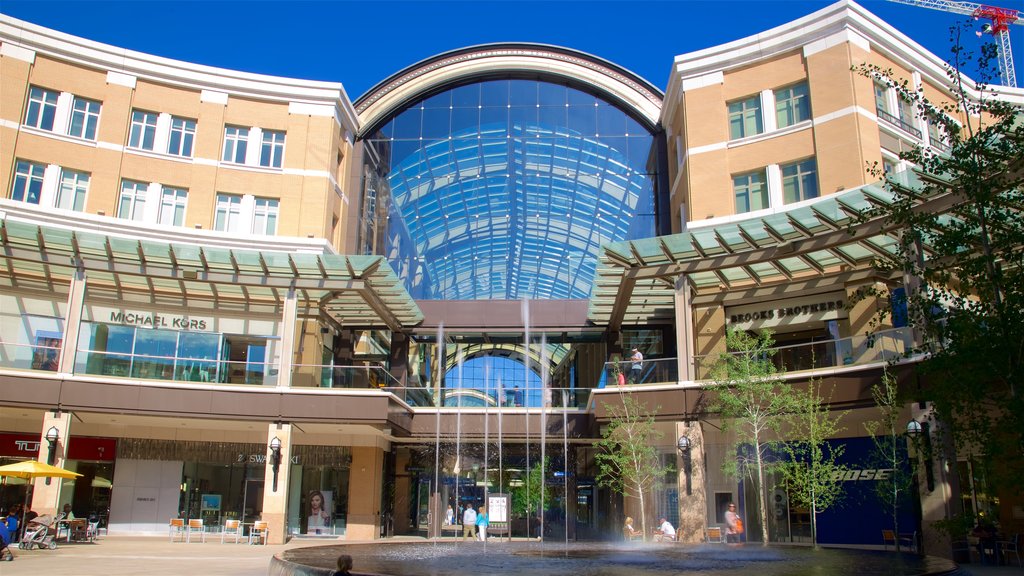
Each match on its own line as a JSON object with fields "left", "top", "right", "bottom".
{"left": 728, "top": 95, "right": 763, "bottom": 140}
{"left": 214, "top": 193, "right": 243, "bottom": 232}
{"left": 158, "top": 186, "right": 188, "bottom": 226}
{"left": 128, "top": 110, "right": 159, "bottom": 151}
{"left": 68, "top": 97, "right": 101, "bottom": 140}
{"left": 118, "top": 179, "right": 149, "bottom": 221}
{"left": 56, "top": 169, "right": 90, "bottom": 212}
{"left": 11, "top": 160, "right": 47, "bottom": 204}
{"left": 167, "top": 116, "right": 197, "bottom": 157}
{"left": 222, "top": 126, "right": 249, "bottom": 164}
{"left": 780, "top": 158, "right": 819, "bottom": 204}
{"left": 733, "top": 169, "right": 769, "bottom": 214}
{"left": 259, "top": 130, "right": 286, "bottom": 168}
{"left": 774, "top": 82, "right": 810, "bottom": 129}
{"left": 25, "top": 86, "right": 59, "bottom": 131}
{"left": 252, "top": 197, "right": 280, "bottom": 235}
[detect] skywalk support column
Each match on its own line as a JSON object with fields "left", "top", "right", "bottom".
{"left": 278, "top": 288, "right": 298, "bottom": 388}
{"left": 32, "top": 411, "right": 72, "bottom": 517}
{"left": 58, "top": 268, "right": 86, "bottom": 374}
{"left": 674, "top": 275, "right": 694, "bottom": 382}
{"left": 262, "top": 423, "right": 292, "bottom": 544}
{"left": 676, "top": 421, "right": 708, "bottom": 543}
{"left": 912, "top": 402, "right": 961, "bottom": 559}
{"left": 347, "top": 445, "right": 385, "bottom": 540}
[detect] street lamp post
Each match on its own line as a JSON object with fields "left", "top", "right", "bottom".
{"left": 45, "top": 426, "right": 60, "bottom": 485}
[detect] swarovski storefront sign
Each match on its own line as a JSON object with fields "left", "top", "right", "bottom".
{"left": 725, "top": 291, "right": 847, "bottom": 330}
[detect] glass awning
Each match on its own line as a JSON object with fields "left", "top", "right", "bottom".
{"left": 588, "top": 171, "right": 951, "bottom": 327}
{"left": 0, "top": 215, "right": 423, "bottom": 330}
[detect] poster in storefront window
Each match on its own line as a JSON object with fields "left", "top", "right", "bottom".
{"left": 31, "top": 333, "right": 62, "bottom": 371}
{"left": 201, "top": 494, "right": 221, "bottom": 512}
{"left": 306, "top": 490, "right": 333, "bottom": 534}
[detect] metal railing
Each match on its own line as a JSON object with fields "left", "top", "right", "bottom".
{"left": 290, "top": 363, "right": 402, "bottom": 389}
{"left": 693, "top": 327, "right": 912, "bottom": 380}
{"left": 877, "top": 107, "right": 922, "bottom": 138}
{"left": 601, "top": 357, "right": 680, "bottom": 387}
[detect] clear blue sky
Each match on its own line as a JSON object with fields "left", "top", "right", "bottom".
{"left": 1, "top": 1, "right": 1019, "bottom": 100}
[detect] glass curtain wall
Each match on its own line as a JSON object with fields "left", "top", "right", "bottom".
{"left": 361, "top": 79, "right": 658, "bottom": 301}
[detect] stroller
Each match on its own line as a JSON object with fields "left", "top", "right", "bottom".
{"left": 19, "top": 514, "right": 57, "bottom": 550}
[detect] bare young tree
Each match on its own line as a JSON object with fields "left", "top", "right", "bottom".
{"left": 596, "top": 391, "right": 672, "bottom": 540}
{"left": 709, "top": 329, "right": 796, "bottom": 546}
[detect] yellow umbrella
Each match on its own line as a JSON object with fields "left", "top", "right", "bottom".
{"left": 0, "top": 460, "right": 82, "bottom": 480}
{"left": 0, "top": 460, "right": 82, "bottom": 519}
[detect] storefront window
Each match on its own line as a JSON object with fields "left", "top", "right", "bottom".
{"left": 75, "top": 321, "right": 277, "bottom": 385}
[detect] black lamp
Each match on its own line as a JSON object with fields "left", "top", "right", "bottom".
{"left": 677, "top": 435, "right": 692, "bottom": 496}
{"left": 906, "top": 418, "right": 934, "bottom": 492}
{"left": 45, "top": 426, "right": 59, "bottom": 485}
{"left": 269, "top": 436, "right": 282, "bottom": 492}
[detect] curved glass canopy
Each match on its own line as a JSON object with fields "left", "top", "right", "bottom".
{"left": 362, "top": 78, "right": 658, "bottom": 301}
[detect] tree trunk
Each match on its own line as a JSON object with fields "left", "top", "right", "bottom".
{"left": 755, "top": 440, "right": 769, "bottom": 546}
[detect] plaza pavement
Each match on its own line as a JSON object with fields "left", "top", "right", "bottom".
{"left": 1, "top": 535, "right": 1021, "bottom": 575}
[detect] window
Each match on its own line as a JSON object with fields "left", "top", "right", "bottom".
{"left": 159, "top": 187, "right": 188, "bottom": 226}
{"left": 259, "top": 130, "right": 285, "bottom": 168}
{"left": 128, "top": 110, "right": 158, "bottom": 150}
{"left": 781, "top": 159, "right": 819, "bottom": 204}
{"left": 775, "top": 83, "right": 810, "bottom": 128}
{"left": 873, "top": 82, "right": 890, "bottom": 114}
{"left": 252, "top": 198, "right": 279, "bottom": 235}
{"left": 11, "top": 160, "right": 46, "bottom": 204}
{"left": 733, "top": 170, "right": 768, "bottom": 213}
{"left": 222, "top": 126, "right": 248, "bottom": 163}
{"left": 25, "top": 87, "right": 58, "bottom": 131}
{"left": 168, "top": 117, "right": 196, "bottom": 157}
{"left": 118, "top": 180, "right": 148, "bottom": 221}
{"left": 68, "top": 97, "right": 101, "bottom": 140}
{"left": 214, "top": 193, "right": 242, "bottom": 232}
{"left": 728, "top": 95, "right": 762, "bottom": 140}
{"left": 56, "top": 169, "right": 89, "bottom": 211}
{"left": 898, "top": 97, "right": 915, "bottom": 127}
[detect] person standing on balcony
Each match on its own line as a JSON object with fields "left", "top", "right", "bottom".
{"left": 630, "top": 348, "right": 643, "bottom": 384}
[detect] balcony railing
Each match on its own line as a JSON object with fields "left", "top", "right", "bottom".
{"left": 877, "top": 108, "right": 922, "bottom": 138}
{"left": 291, "top": 363, "right": 401, "bottom": 389}
{"left": 602, "top": 357, "right": 680, "bottom": 387}
{"left": 0, "top": 339, "right": 60, "bottom": 371}
{"left": 693, "top": 327, "right": 913, "bottom": 380}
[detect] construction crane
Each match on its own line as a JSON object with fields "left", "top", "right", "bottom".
{"left": 888, "top": 0, "right": 1021, "bottom": 88}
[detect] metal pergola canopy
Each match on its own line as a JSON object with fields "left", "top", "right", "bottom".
{"left": 0, "top": 218, "right": 423, "bottom": 331}
{"left": 588, "top": 171, "right": 956, "bottom": 328}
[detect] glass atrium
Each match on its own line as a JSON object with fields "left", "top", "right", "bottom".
{"left": 361, "top": 78, "right": 659, "bottom": 301}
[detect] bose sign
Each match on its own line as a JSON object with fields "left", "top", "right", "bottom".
{"left": 833, "top": 468, "right": 893, "bottom": 481}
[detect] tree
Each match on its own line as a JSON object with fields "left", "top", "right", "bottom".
{"left": 709, "top": 329, "right": 796, "bottom": 545}
{"left": 863, "top": 370, "right": 917, "bottom": 551}
{"left": 595, "top": 392, "right": 672, "bottom": 540}
{"left": 508, "top": 456, "right": 551, "bottom": 536}
{"left": 853, "top": 22, "right": 1024, "bottom": 493}
{"left": 779, "top": 380, "right": 848, "bottom": 549}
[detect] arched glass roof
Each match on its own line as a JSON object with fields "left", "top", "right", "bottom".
{"left": 361, "top": 78, "right": 659, "bottom": 301}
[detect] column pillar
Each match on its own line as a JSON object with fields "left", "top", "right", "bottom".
{"left": 912, "top": 403, "right": 961, "bottom": 559}
{"left": 32, "top": 411, "right": 73, "bottom": 516}
{"left": 387, "top": 332, "right": 409, "bottom": 387}
{"left": 676, "top": 421, "right": 708, "bottom": 544}
{"left": 277, "top": 288, "right": 298, "bottom": 387}
{"left": 674, "top": 275, "right": 694, "bottom": 382}
{"left": 261, "top": 423, "right": 292, "bottom": 544}
{"left": 58, "top": 268, "right": 87, "bottom": 374}
{"left": 347, "top": 445, "right": 384, "bottom": 540}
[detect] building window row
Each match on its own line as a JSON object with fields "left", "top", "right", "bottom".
{"left": 222, "top": 125, "right": 286, "bottom": 168}
{"left": 9, "top": 159, "right": 279, "bottom": 235}
{"left": 24, "top": 86, "right": 101, "bottom": 140}
{"left": 733, "top": 157, "right": 819, "bottom": 214}
{"left": 728, "top": 81, "right": 810, "bottom": 141}
{"left": 21, "top": 87, "right": 285, "bottom": 166}
{"left": 12, "top": 160, "right": 90, "bottom": 211}
{"left": 873, "top": 81, "right": 950, "bottom": 151}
